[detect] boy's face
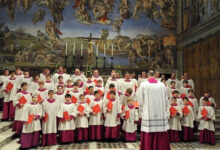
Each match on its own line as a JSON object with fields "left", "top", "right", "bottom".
{"left": 110, "top": 94, "right": 115, "bottom": 99}
{"left": 183, "top": 82, "right": 187, "bottom": 87}
{"left": 171, "top": 83, "right": 176, "bottom": 87}
{"left": 204, "top": 93, "right": 209, "bottom": 97}
{"left": 46, "top": 76, "right": 51, "bottom": 80}
{"left": 57, "top": 87, "right": 63, "bottom": 92}
{"left": 80, "top": 96, "right": 85, "bottom": 102}
{"left": 171, "top": 99, "right": 177, "bottom": 104}
{"left": 11, "top": 72, "right": 15, "bottom": 77}
{"left": 24, "top": 72, "right": 29, "bottom": 76}
{"left": 183, "top": 99, "right": 188, "bottom": 105}
{"left": 59, "top": 78, "right": 63, "bottom": 82}
{"left": 32, "top": 96, "right": 38, "bottom": 103}
{"left": 48, "top": 93, "right": 54, "bottom": 98}
{"left": 22, "top": 85, "right": 28, "bottom": 91}
{"left": 73, "top": 86, "right": 78, "bottom": 90}
{"left": 125, "top": 74, "right": 130, "bottom": 79}
{"left": 77, "top": 80, "right": 81, "bottom": 85}
{"left": 203, "top": 100, "right": 208, "bottom": 106}
{"left": 97, "top": 81, "right": 102, "bottom": 86}
{"left": 173, "top": 93, "right": 178, "bottom": 97}
{"left": 95, "top": 93, "right": 100, "bottom": 99}
{"left": 89, "top": 88, "right": 94, "bottom": 93}
{"left": 35, "top": 76, "right": 40, "bottom": 80}
{"left": 128, "top": 100, "right": 133, "bottom": 106}
{"left": 87, "top": 77, "right": 92, "bottom": 81}
{"left": 67, "top": 81, "right": 72, "bottom": 85}
{"left": 4, "top": 70, "right": 9, "bottom": 75}
{"left": 65, "top": 97, "right": 71, "bottom": 102}
{"left": 39, "top": 84, "right": 44, "bottom": 88}
{"left": 188, "top": 91, "right": 193, "bottom": 96}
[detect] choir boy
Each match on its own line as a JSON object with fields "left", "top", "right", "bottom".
{"left": 94, "top": 80, "right": 105, "bottom": 97}
{"left": 44, "top": 75, "right": 55, "bottom": 91}
{"left": 30, "top": 75, "right": 40, "bottom": 93}
{"left": 57, "top": 94, "right": 77, "bottom": 143}
{"left": 89, "top": 91, "right": 104, "bottom": 140}
{"left": 120, "top": 88, "right": 133, "bottom": 106}
{"left": 171, "top": 90, "right": 183, "bottom": 106}
{"left": 92, "top": 69, "right": 104, "bottom": 86}
{"left": 168, "top": 97, "right": 183, "bottom": 142}
{"left": 179, "top": 80, "right": 192, "bottom": 97}
{"left": 15, "top": 67, "right": 24, "bottom": 80}
{"left": 1, "top": 71, "right": 19, "bottom": 120}
{"left": 197, "top": 97, "right": 215, "bottom": 145}
{"left": 199, "top": 90, "right": 216, "bottom": 108}
{"left": 20, "top": 69, "right": 32, "bottom": 90}
{"left": 103, "top": 91, "right": 121, "bottom": 141}
{"left": 0, "top": 69, "right": 10, "bottom": 111}
{"left": 181, "top": 97, "right": 195, "bottom": 141}
{"left": 33, "top": 81, "right": 48, "bottom": 101}
{"left": 55, "top": 76, "right": 65, "bottom": 91}
{"left": 180, "top": 73, "right": 194, "bottom": 90}
{"left": 13, "top": 82, "right": 32, "bottom": 135}
{"left": 20, "top": 94, "right": 42, "bottom": 149}
{"left": 188, "top": 89, "right": 199, "bottom": 132}
{"left": 119, "top": 72, "right": 135, "bottom": 96}
{"left": 52, "top": 66, "right": 68, "bottom": 83}
{"left": 85, "top": 86, "right": 95, "bottom": 105}
{"left": 166, "top": 72, "right": 180, "bottom": 88}
{"left": 76, "top": 79, "right": 85, "bottom": 93}
{"left": 54, "top": 85, "right": 65, "bottom": 108}
{"left": 65, "top": 79, "right": 73, "bottom": 94}
{"left": 84, "top": 74, "right": 95, "bottom": 91}
{"left": 121, "top": 98, "right": 138, "bottom": 142}
{"left": 75, "top": 94, "right": 90, "bottom": 142}
{"left": 41, "top": 90, "right": 58, "bottom": 146}
{"left": 137, "top": 71, "right": 147, "bottom": 87}
{"left": 69, "top": 82, "right": 82, "bottom": 104}
{"left": 167, "top": 81, "right": 179, "bottom": 98}
{"left": 105, "top": 72, "right": 120, "bottom": 92}
{"left": 40, "top": 67, "right": 50, "bottom": 82}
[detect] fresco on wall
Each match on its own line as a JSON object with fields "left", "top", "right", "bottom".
{"left": 0, "top": 0, "right": 177, "bottom": 69}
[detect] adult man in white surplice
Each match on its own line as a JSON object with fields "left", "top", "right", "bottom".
{"left": 137, "top": 70, "right": 170, "bottom": 150}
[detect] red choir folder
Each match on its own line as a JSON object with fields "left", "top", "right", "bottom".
{"left": 6, "top": 82, "right": 13, "bottom": 91}
{"left": 208, "top": 101, "right": 212, "bottom": 106}
{"left": 63, "top": 111, "right": 70, "bottom": 120}
{"left": 71, "top": 96, "right": 77, "bottom": 104}
{"left": 67, "top": 90, "right": 70, "bottom": 94}
{"left": 19, "top": 96, "right": 27, "bottom": 105}
{"left": 92, "top": 104, "right": 101, "bottom": 113}
{"left": 78, "top": 105, "right": 85, "bottom": 113}
{"left": 182, "top": 106, "right": 190, "bottom": 115}
{"left": 122, "top": 104, "right": 125, "bottom": 111}
{"left": 135, "top": 85, "right": 137, "bottom": 92}
{"left": 27, "top": 114, "right": 34, "bottom": 124}
{"left": 107, "top": 101, "right": 113, "bottom": 110}
{"left": 107, "top": 92, "right": 111, "bottom": 100}
{"left": 37, "top": 94, "right": 43, "bottom": 102}
{"left": 188, "top": 101, "right": 194, "bottom": 107}
{"left": 94, "top": 79, "right": 98, "bottom": 85}
{"left": 201, "top": 107, "right": 208, "bottom": 118}
{"left": 85, "top": 87, "right": 89, "bottom": 95}
{"left": 43, "top": 112, "right": 48, "bottom": 122}
{"left": 170, "top": 106, "right": 177, "bottom": 116}
{"left": 181, "top": 93, "right": 186, "bottom": 99}
{"left": 86, "top": 97, "right": 91, "bottom": 104}
{"left": 98, "top": 89, "right": 104, "bottom": 96}
{"left": 125, "top": 110, "right": 130, "bottom": 119}
{"left": 134, "top": 101, "right": 139, "bottom": 108}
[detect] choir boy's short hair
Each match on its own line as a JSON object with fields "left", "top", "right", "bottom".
{"left": 170, "top": 81, "right": 176, "bottom": 84}
{"left": 88, "top": 86, "right": 94, "bottom": 89}
{"left": 57, "top": 85, "right": 63, "bottom": 89}
{"left": 161, "top": 79, "right": 166, "bottom": 82}
{"left": 203, "top": 97, "right": 209, "bottom": 101}
{"left": 65, "top": 94, "right": 71, "bottom": 98}
{"left": 58, "top": 76, "right": 63, "bottom": 79}
{"left": 173, "top": 90, "right": 179, "bottom": 94}
{"left": 32, "top": 94, "right": 38, "bottom": 98}
{"left": 126, "top": 88, "right": 133, "bottom": 95}
{"left": 23, "top": 69, "right": 29, "bottom": 72}
{"left": 48, "top": 90, "right": 54, "bottom": 94}
{"left": 204, "top": 90, "right": 210, "bottom": 94}
{"left": 97, "top": 79, "right": 102, "bottom": 83}
{"left": 109, "top": 84, "right": 115, "bottom": 88}
{"left": 171, "top": 97, "right": 177, "bottom": 101}
{"left": 110, "top": 91, "right": 116, "bottom": 95}
{"left": 10, "top": 70, "right": 15, "bottom": 74}
{"left": 21, "top": 82, "right": 28, "bottom": 87}
{"left": 94, "top": 91, "right": 99, "bottom": 95}
{"left": 127, "top": 97, "right": 133, "bottom": 102}
{"left": 39, "top": 81, "right": 45, "bottom": 85}
{"left": 86, "top": 74, "right": 92, "bottom": 78}
{"left": 79, "top": 94, "right": 85, "bottom": 98}
{"left": 183, "top": 80, "right": 188, "bottom": 84}
{"left": 73, "top": 82, "right": 78, "bottom": 86}
{"left": 183, "top": 97, "right": 189, "bottom": 101}
{"left": 67, "top": 79, "right": 72, "bottom": 83}
{"left": 188, "top": 89, "right": 194, "bottom": 93}
{"left": 46, "top": 74, "right": 51, "bottom": 77}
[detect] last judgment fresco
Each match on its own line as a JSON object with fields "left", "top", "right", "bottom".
{"left": 0, "top": 0, "right": 177, "bottom": 69}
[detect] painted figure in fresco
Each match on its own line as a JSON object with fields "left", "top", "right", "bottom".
{"left": 133, "top": 0, "right": 143, "bottom": 18}
{"left": 6, "top": 0, "right": 15, "bottom": 21}
{"left": 100, "top": 29, "right": 109, "bottom": 40}
{"left": 112, "top": 17, "right": 123, "bottom": 35}
{"left": 164, "top": 46, "right": 174, "bottom": 68}
{"left": 45, "top": 20, "right": 62, "bottom": 45}
{"left": 119, "top": 0, "right": 131, "bottom": 19}
{"left": 132, "top": 39, "right": 146, "bottom": 58}
{"left": 32, "top": 9, "right": 46, "bottom": 24}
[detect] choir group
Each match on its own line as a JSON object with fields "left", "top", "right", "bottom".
{"left": 0, "top": 67, "right": 217, "bottom": 149}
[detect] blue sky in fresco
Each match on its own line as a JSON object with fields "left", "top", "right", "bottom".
{"left": 0, "top": 0, "right": 172, "bottom": 39}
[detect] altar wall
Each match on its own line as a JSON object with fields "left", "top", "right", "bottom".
{"left": 0, "top": 0, "right": 177, "bottom": 71}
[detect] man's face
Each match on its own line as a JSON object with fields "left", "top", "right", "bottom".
{"left": 171, "top": 73, "right": 176, "bottom": 78}
{"left": 94, "top": 70, "right": 99, "bottom": 76}
{"left": 4, "top": 70, "right": 9, "bottom": 75}
{"left": 46, "top": 76, "right": 51, "bottom": 80}
{"left": 75, "top": 69, "right": 80, "bottom": 75}
{"left": 155, "top": 72, "right": 160, "bottom": 78}
{"left": 125, "top": 74, "right": 130, "bottom": 79}
{"left": 22, "top": 85, "right": 28, "bottom": 91}
{"left": 58, "top": 67, "right": 63, "bottom": 72}
{"left": 24, "top": 71, "right": 29, "bottom": 76}
{"left": 142, "top": 72, "right": 146, "bottom": 77}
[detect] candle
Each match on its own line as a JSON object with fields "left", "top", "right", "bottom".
{"left": 73, "top": 42, "right": 75, "bottom": 56}
{"left": 104, "top": 44, "right": 106, "bottom": 57}
{"left": 96, "top": 44, "right": 98, "bottom": 56}
{"left": 111, "top": 44, "right": 113, "bottom": 56}
{"left": 81, "top": 43, "right": 83, "bottom": 56}
{"left": 65, "top": 42, "right": 68, "bottom": 56}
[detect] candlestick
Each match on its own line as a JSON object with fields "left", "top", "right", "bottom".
{"left": 103, "top": 57, "right": 106, "bottom": 69}
{"left": 104, "top": 44, "right": 106, "bottom": 57}
{"left": 111, "top": 44, "right": 113, "bottom": 56}
{"left": 95, "top": 56, "right": 98, "bottom": 69}
{"left": 81, "top": 43, "right": 83, "bottom": 56}
{"left": 111, "top": 56, "right": 114, "bottom": 69}
{"left": 96, "top": 44, "right": 98, "bottom": 56}
{"left": 73, "top": 42, "right": 75, "bottom": 56}
{"left": 80, "top": 56, "right": 83, "bottom": 70}
{"left": 65, "top": 42, "right": 68, "bottom": 56}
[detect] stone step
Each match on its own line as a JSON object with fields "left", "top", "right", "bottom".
{"left": 0, "top": 138, "right": 20, "bottom": 150}
{"left": 0, "top": 121, "right": 13, "bottom": 133}
{"left": 0, "top": 128, "right": 16, "bottom": 149}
